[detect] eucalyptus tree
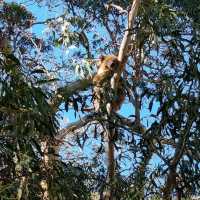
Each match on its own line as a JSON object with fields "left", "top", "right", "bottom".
{"left": 1, "top": 0, "right": 200, "bottom": 200}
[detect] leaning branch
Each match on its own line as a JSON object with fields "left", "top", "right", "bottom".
{"left": 110, "top": 0, "right": 140, "bottom": 91}
{"left": 52, "top": 77, "right": 92, "bottom": 109}
{"left": 56, "top": 112, "right": 97, "bottom": 141}
{"left": 118, "top": 0, "right": 140, "bottom": 62}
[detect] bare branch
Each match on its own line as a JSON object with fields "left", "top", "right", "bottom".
{"left": 52, "top": 77, "right": 92, "bottom": 109}
{"left": 56, "top": 112, "right": 145, "bottom": 143}
{"left": 56, "top": 112, "right": 97, "bottom": 141}
{"left": 118, "top": 0, "right": 140, "bottom": 62}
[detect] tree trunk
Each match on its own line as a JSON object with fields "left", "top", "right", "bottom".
{"left": 17, "top": 176, "right": 27, "bottom": 200}
{"left": 104, "top": 125, "right": 116, "bottom": 200}
{"left": 40, "top": 140, "right": 50, "bottom": 200}
{"left": 162, "top": 168, "right": 177, "bottom": 200}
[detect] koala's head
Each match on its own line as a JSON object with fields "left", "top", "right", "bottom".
{"left": 98, "top": 55, "right": 120, "bottom": 71}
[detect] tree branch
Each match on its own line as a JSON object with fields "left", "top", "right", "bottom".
{"left": 56, "top": 112, "right": 144, "bottom": 143}
{"left": 104, "top": 3, "right": 128, "bottom": 14}
{"left": 118, "top": 0, "right": 140, "bottom": 62}
{"left": 56, "top": 112, "right": 97, "bottom": 141}
{"left": 52, "top": 77, "right": 92, "bottom": 109}
{"left": 110, "top": 0, "right": 140, "bottom": 92}
{"left": 162, "top": 120, "right": 192, "bottom": 199}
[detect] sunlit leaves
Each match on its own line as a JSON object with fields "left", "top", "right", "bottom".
{"left": 74, "top": 59, "right": 94, "bottom": 78}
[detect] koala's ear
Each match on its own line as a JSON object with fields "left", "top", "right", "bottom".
{"left": 99, "top": 55, "right": 105, "bottom": 62}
